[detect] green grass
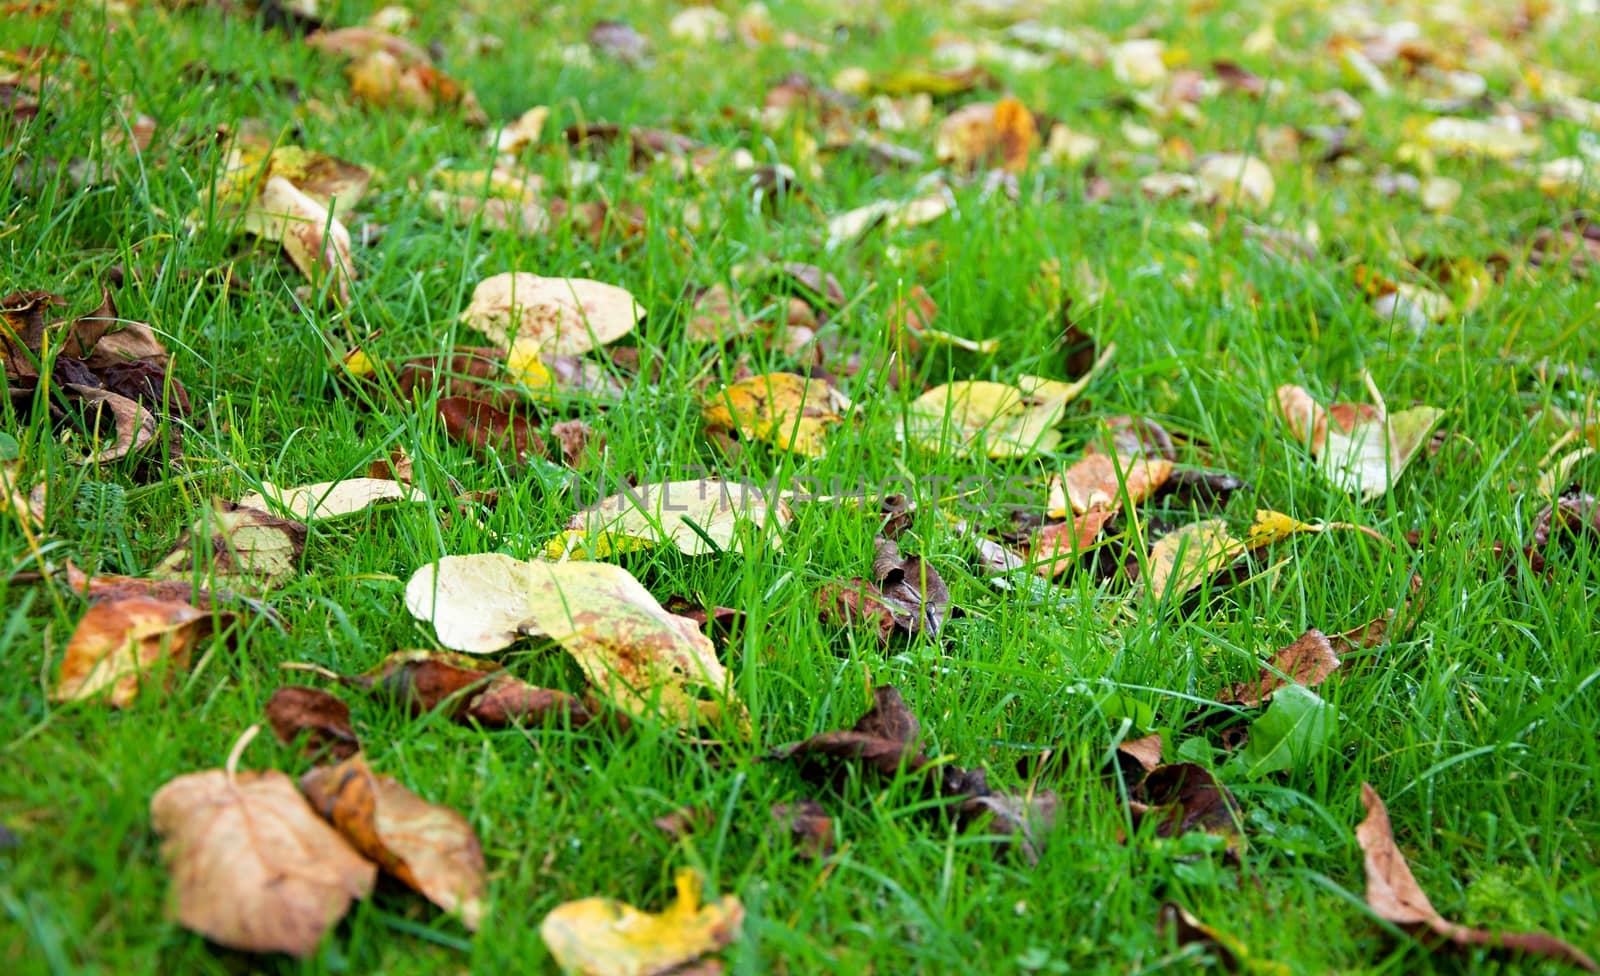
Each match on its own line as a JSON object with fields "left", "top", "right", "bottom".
{"left": 3, "top": 0, "right": 1599, "bottom": 972}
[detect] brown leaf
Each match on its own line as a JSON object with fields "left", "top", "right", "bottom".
{"left": 1357, "top": 783, "right": 1597, "bottom": 971}
{"left": 654, "top": 805, "right": 713, "bottom": 839}
{"left": 436, "top": 396, "right": 546, "bottom": 465}
{"left": 464, "top": 673, "right": 594, "bottom": 728}
{"left": 53, "top": 597, "right": 222, "bottom": 707}
{"left": 1028, "top": 510, "right": 1115, "bottom": 578}
{"left": 550, "top": 419, "right": 595, "bottom": 467}
{"left": 1220, "top": 630, "right": 1341, "bottom": 707}
{"left": 266, "top": 686, "right": 360, "bottom": 760}
{"left": 1532, "top": 491, "right": 1600, "bottom": 549}
{"left": 956, "top": 789, "right": 1060, "bottom": 865}
{"left": 1130, "top": 763, "right": 1243, "bottom": 846}
{"left": 301, "top": 755, "right": 487, "bottom": 930}
{"left": 770, "top": 800, "right": 835, "bottom": 860}
{"left": 150, "top": 731, "right": 377, "bottom": 957}
{"left": 870, "top": 536, "right": 950, "bottom": 637}
{"left": 589, "top": 20, "right": 652, "bottom": 66}
{"left": 771, "top": 685, "right": 927, "bottom": 781}
{"left": 65, "top": 385, "right": 156, "bottom": 464}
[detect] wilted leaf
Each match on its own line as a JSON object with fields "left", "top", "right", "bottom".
{"left": 150, "top": 729, "right": 376, "bottom": 957}
{"left": 301, "top": 755, "right": 486, "bottom": 930}
{"left": 460, "top": 272, "right": 643, "bottom": 356}
{"left": 238, "top": 478, "right": 425, "bottom": 520}
{"left": 818, "top": 537, "right": 952, "bottom": 641}
{"left": 1277, "top": 384, "right": 1444, "bottom": 500}
{"left": 772, "top": 685, "right": 926, "bottom": 781}
{"left": 702, "top": 372, "right": 852, "bottom": 457}
{"left": 151, "top": 500, "right": 307, "bottom": 592}
{"left": 1129, "top": 762, "right": 1243, "bottom": 847}
{"left": 1220, "top": 630, "right": 1340, "bottom": 707}
{"left": 53, "top": 597, "right": 221, "bottom": 707}
{"left": 436, "top": 396, "right": 546, "bottom": 465}
{"left": 563, "top": 479, "right": 791, "bottom": 557}
{"left": 1357, "top": 784, "right": 1597, "bottom": 971}
{"left": 540, "top": 868, "right": 743, "bottom": 976}
{"left": 66, "top": 385, "right": 156, "bottom": 465}
{"left": 1231, "top": 685, "right": 1337, "bottom": 777}
{"left": 266, "top": 686, "right": 360, "bottom": 760}
{"left": 245, "top": 176, "right": 357, "bottom": 304}
{"left": 903, "top": 380, "right": 1065, "bottom": 458}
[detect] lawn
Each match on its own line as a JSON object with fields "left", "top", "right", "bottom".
{"left": 3, "top": 0, "right": 1599, "bottom": 973}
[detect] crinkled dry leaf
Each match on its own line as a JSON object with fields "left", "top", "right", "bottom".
{"left": 1028, "top": 510, "right": 1116, "bottom": 578}
{"left": 151, "top": 500, "right": 307, "bottom": 592}
{"left": 770, "top": 800, "right": 834, "bottom": 860}
{"left": 436, "top": 396, "right": 545, "bottom": 465}
{"left": 1220, "top": 630, "right": 1340, "bottom": 707}
{"left": 1277, "top": 384, "right": 1444, "bottom": 500}
{"left": 1357, "top": 784, "right": 1597, "bottom": 971}
{"left": 1130, "top": 763, "right": 1243, "bottom": 849}
{"left": 564, "top": 479, "right": 790, "bottom": 557}
{"left": 237, "top": 478, "right": 425, "bottom": 520}
{"left": 405, "top": 554, "right": 549, "bottom": 653}
{"left": 540, "top": 868, "right": 743, "bottom": 976}
{"left": 702, "top": 372, "right": 852, "bottom": 457}
{"left": 53, "top": 597, "right": 220, "bottom": 707}
{"left": 460, "top": 272, "right": 642, "bottom": 356}
{"left": 818, "top": 537, "right": 952, "bottom": 641}
{"left": 288, "top": 649, "right": 589, "bottom": 727}
{"left": 150, "top": 737, "right": 376, "bottom": 957}
{"left": 301, "top": 755, "right": 486, "bottom": 931}
{"left": 266, "top": 686, "right": 360, "bottom": 760}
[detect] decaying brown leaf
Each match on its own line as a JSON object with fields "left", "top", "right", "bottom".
{"left": 540, "top": 868, "right": 743, "bottom": 976}
{"left": 817, "top": 537, "right": 950, "bottom": 642}
{"left": 52, "top": 597, "right": 223, "bottom": 707}
{"left": 285, "top": 649, "right": 592, "bottom": 728}
{"left": 1357, "top": 783, "right": 1597, "bottom": 971}
{"left": 436, "top": 396, "right": 546, "bottom": 465}
{"left": 770, "top": 800, "right": 835, "bottom": 860}
{"left": 1220, "top": 630, "right": 1341, "bottom": 707}
{"left": 301, "top": 755, "right": 486, "bottom": 930}
{"left": 266, "top": 686, "right": 360, "bottom": 760}
{"left": 1129, "top": 763, "right": 1243, "bottom": 850}
{"left": 150, "top": 728, "right": 377, "bottom": 957}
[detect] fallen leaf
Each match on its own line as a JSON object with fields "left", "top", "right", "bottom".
{"left": 1195, "top": 153, "right": 1275, "bottom": 208}
{"left": 436, "top": 396, "right": 546, "bottom": 465}
{"left": 266, "top": 686, "right": 360, "bottom": 760}
{"left": 1276, "top": 384, "right": 1444, "bottom": 500}
{"left": 563, "top": 479, "right": 791, "bottom": 557}
{"left": 301, "top": 755, "right": 486, "bottom": 930}
{"left": 150, "top": 727, "right": 376, "bottom": 957}
{"left": 934, "top": 97, "right": 1037, "bottom": 173}
{"left": 1231, "top": 685, "right": 1337, "bottom": 777}
{"left": 52, "top": 597, "right": 221, "bottom": 707}
{"left": 1160, "top": 903, "right": 1288, "bottom": 974}
{"left": 702, "top": 372, "right": 852, "bottom": 457}
{"left": 1028, "top": 510, "right": 1116, "bottom": 577}
{"left": 1220, "top": 630, "right": 1340, "bottom": 707}
{"left": 460, "top": 272, "right": 643, "bottom": 356}
{"left": 519, "top": 561, "right": 746, "bottom": 731}
{"left": 1048, "top": 453, "right": 1173, "bottom": 517}
{"left": 770, "top": 800, "right": 834, "bottom": 860}
{"left": 818, "top": 537, "right": 952, "bottom": 641}
{"left": 772, "top": 685, "right": 927, "bottom": 781}
{"left": 1129, "top": 763, "right": 1243, "bottom": 847}
{"left": 540, "top": 868, "right": 743, "bottom": 976}
{"left": 66, "top": 385, "right": 156, "bottom": 465}
{"left": 151, "top": 500, "right": 308, "bottom": 592}
{"left": 1357, "top": 783, "right": 1597, "bottom": 971}
{"left": 237, "top": 478, "right": 425, "bottom": 520}
{"left": 1145, "top": 519, "right": 1244, "bottom": 601}
{"left": 588, "top": 20, "right": 652, "bottom": 66}
{"left": 405, "top": 554, "right": 548, "bottom": 653}
{"left": 245, "top": 176, "right": 357, "bottom": 304}
{"left": 903, "top": 380, "right": 1066, "bottom": 458}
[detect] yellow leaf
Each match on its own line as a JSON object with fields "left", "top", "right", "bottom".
{"left": 1146, "top": 520, "right": 1243, "bottom": 601}
{"left": 566, "top": 479, "right": 790, "bottom": 557}
{"left": 903, "top": 380, "right": 1065, "bottom": 458}
{"left": 1242, "top": 510, "right": 1321, "bottom": 549}
{"left": 540, "top": 869, "right": 744, "bottom": 976}
{"left": 702, "top": 372, "right": 851, "bottom": 457}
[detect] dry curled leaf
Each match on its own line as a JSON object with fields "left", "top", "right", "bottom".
{"left": 266, "top": 686, "right": 360, "bottom": 760}
{"left": 301, "top": 755, "right": 486, "bottom": 931}
{"left": 1145, "top": 519, "right": 1244, "bottom": 601}
{"left": 53, "top": 597, "right": 222, "bottom": 707}
{"left": 436, "top": 396, "right": 546, "bottom": 465}
{"left": 1357, "top": 783, "right": 1596, "bottom": 971}
{"left": 245, "top": 176, "right": 357, "bottom": 304}
{"left": 150, "top": 729, "right": 376, "bottom": 957}
{"left": 1277, "top": 384, "right": 1444, "bottom": 500}
{"left": 540, "top": 868, "right": 743, "bottom": 976}
{"left": 1130, "top": 763, "right": 1244, "bottom": 851}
